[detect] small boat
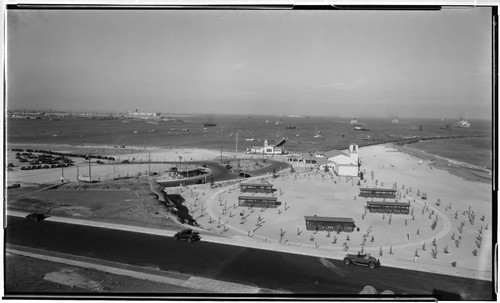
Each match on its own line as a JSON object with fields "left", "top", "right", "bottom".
{"left": 456, "top": 119, "right": 470, "bottom": 128}
{"left": 392, "top": 118, "right": 399, "bottom": 124}
{"left": 350, "top": 119, "right": 363, "bottom": 127}
{"left": 203, "top": 114, "right": 217, "bottom": 127}
{"left": 421, "top": 193, "right": 427, "bottom": 200}
{"left": 354, "top": 126, "right": 370, "bottom": 131}
{"left": 362, "top": 135, "right": 372, "bottom": 140}
{"left": 245, "top": 138, "right": 255, "bottom": 142}
{"left": 133, "top": 130, "right": 138, "bottom": 134}
{"left": 285, "top": 126, "right": 296, "bottom": 129}
{"left": 314, "top": 127, "right": 321, "bottom": 138}
{"left": 275, "top": 120, "right": 282, "bottom": 125}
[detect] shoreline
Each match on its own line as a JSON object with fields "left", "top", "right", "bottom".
{"left": 393, "top": 143, "right": 492, "bottom": 185}
{"left": 7, "top": 140, "right": 491, "bottom": 185}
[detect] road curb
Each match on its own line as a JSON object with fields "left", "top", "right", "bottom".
{"left": 6, "top": 245, "right": 265, "bottom": 294}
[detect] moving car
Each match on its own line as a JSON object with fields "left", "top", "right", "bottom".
{"left": 344, "top": 252, "right": 381, "bottom": 269}
{"left": 173, "top": 228, "right": 201, "bottom": 243}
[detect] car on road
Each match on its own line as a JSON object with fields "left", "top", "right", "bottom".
{"left": 344, "top": 253, "right": 381, "bottom": 269}
{"left": 173, "top": 228, "right": 201, "bottom": 243}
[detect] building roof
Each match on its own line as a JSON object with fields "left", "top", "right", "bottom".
{"left": 315, "top": 157, "right": 329, "bottom": 166}
{"left": 366, "top": 201, "right": 410, "bottom": 206}
{"left": 304, "top": 216, "right": 355, "bottom": 223}
{"left": 324, "top": 150, "right": 349, "bottom": 159}
{"left": 238, "top": 195, "right": 278, "bottom": 201}
{"left": 360, "top": 188, "right": 397, "bottom": 193}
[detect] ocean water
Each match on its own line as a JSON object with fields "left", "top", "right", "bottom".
{"left": 7, "top": 115, "right": 492, "bottom": 175}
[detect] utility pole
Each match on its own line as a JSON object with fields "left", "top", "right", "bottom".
{"left": 220, "top": 146, "right": 223, "bottom": 164}
{"left": 148, "top": 153, "right": 151, "bottom": 176}
{"left": 61, "top": 155, "right": 64, "bottom": 182}
{"left": 88, "top": 155, "right": 92, "bottom": 181}
{"left": 235, "top": 131, "right": 238, "bottom": 153}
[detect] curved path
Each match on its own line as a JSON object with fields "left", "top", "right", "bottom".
{"left": 202, "top": 169, "right": 453, "bottom": 255}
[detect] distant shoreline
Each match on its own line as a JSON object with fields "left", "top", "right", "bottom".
{"left": 8, "top": 136, "right": 492, "bottom": 186}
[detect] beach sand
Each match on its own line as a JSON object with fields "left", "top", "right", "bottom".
{"left": 6, "top": 143, "right": 493, "bottom": 281}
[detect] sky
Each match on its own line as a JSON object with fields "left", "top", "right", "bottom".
{"left": 6, "top": 7, "right": 493, "bottom": 119}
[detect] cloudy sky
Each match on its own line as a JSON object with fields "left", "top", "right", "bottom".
{"left": 7, "top": 7, "right": 492, "bottom": 118}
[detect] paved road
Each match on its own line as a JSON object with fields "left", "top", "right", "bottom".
{"left": 5, "top": 216, "right": 493, "bottom": 299}
{"left": 156, "top": 159, "right": 288, "bottom": 187}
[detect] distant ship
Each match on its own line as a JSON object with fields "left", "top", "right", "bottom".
{"left": 350, "top": 119, "right": 363, "bottom": 127}
{"left": 354, "top": 126, "right": 370, "bottom": 131}
{"left": 285, "top": 126, "right": 296, "bottom": 129}
{"left": 313, "top": 127, "right": 322, "bottom": 138}
{"left": 203, "top": 115, "right": 217, "bottom": 127}
{"left": 392, "top": 118, "right": 399, "bottom": 124}
{"left": 456, "top": 118, "right": 470, "bottom": 128}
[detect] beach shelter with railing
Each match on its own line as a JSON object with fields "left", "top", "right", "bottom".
{"left": 238, "top": 195, "right": 280, "bottom": 208}
{"left": 366, "top": 201, "right": 410, "bottom": 214}
{"left": 240, "top": 181, "right": 274, "bottom": 194}
{"left": 304, "top": 215, "right": 356, "bottom": 232}
{"left": 359, "top": 188, "right": 397, "bottom": 199}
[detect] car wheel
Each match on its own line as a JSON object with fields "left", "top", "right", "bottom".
{"left": 187, "top": 237, "right": 192, "bottom": 243}
{"left": 369, "top": 262, "right": 376, "bottom": 269}
{"left": 344, "top": 258, "right": 351, "bottom": 265}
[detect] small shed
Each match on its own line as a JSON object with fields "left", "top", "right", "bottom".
{"left": 304, "top": 216, "right": 356, "bottom": 232}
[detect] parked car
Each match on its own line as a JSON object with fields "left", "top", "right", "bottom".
{"left": 173, "top": 228, "right": 201, "bottom": 243}
{"left": 343, "top": 253, "right": 381, "bottom": 269}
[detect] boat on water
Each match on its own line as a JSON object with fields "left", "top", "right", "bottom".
{"left": 392, "top": 118, "right": 399, "bottom": 124}
{"left": 203, "top": 114, "right": 217, "bottom": 127}
{"left": 245, "top": 138, "right": 255, "bottom": 142}
{"left": 362, "top": 135, "right": 373, "bottom": 140}
{"left": 275, "top": 120, "right": 282, "bottom": 125}
{"left": 354, "top": 126, "right": 370, "bottom": 131}
{"left": 313, "top": 127, "right": 322, "bottom": 138}
{"left": 350, "top": 119, "right": 363, "bottom": 127}
{"left": 285, "top": 126, "right": 296, "bottom": 129}
{"left": 456, "top": 118, "right": 470, "bottom": 128}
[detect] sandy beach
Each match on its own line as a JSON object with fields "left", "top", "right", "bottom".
{"left": 6, "top": 143, "right": 493, "bottom": 281}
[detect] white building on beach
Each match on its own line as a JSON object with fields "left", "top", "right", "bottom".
{"left": 247, "top": 138, "right": 287, "bottom": 155}
{"left": 319, "top": 144, "right": 359, "bottom": 177}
